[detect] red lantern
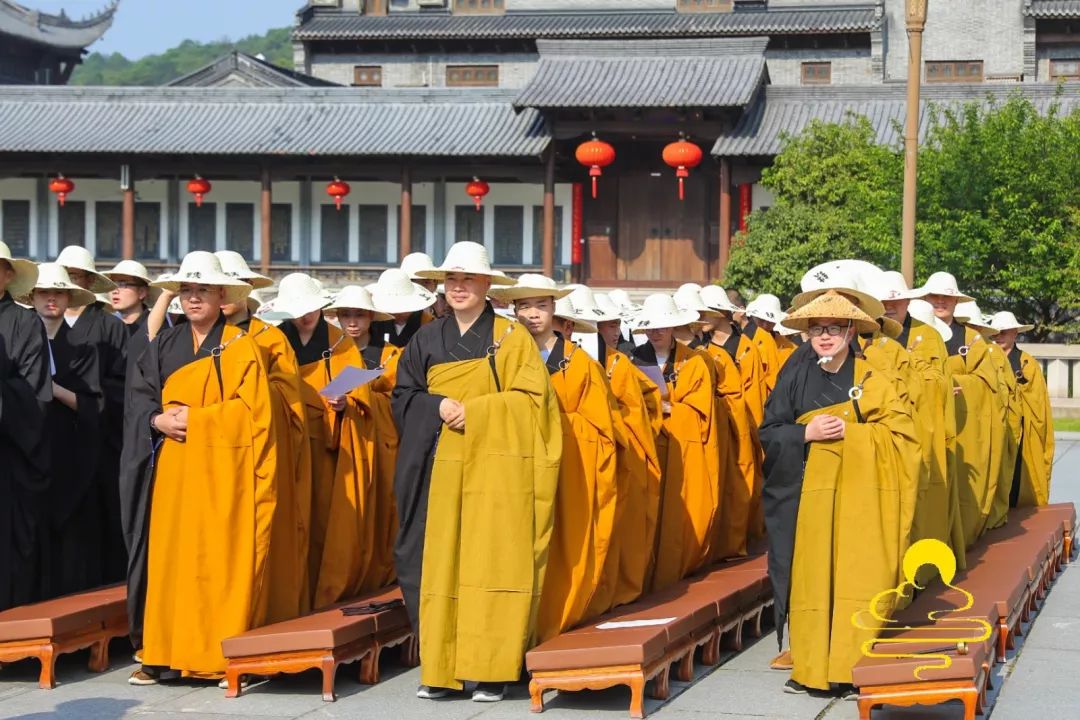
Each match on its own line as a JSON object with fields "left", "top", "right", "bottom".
{"left": 49, "top": 175, "right": 75, "bottom": 207}
{"left": 575, "top": 136, "right": 616, "bottom": 199}
{"left": 186, "top": 176, "right": 212, "bottom": 208}
{"left": 662, "top": 138, "right": 704, "bottom": 201}
{"left": 465, "top": 178, "right": 489, "bottom": 211}
{"left": 326, "top": 177, "right": 351, "bottom": 211}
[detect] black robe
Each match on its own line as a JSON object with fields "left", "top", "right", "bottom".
{"left": 67, "top": 301, "right": 129, "bottom": 583}
{"left": 760, "top": 350, "right": 856, "bottom": 647}
{"left": 391, "top": 304, "right": 496, "bottom": 632}
{"left": 373, "top": 310, "right": 426, "bottom": 349}
{"left": 280, "top": 315, "right": 332, "bottom": 365}
{"left": 0, "top": 293, "right": 52, "bottom": 610}
{"left": 119, "top": 314, "right": 228, "bottom": 647}
{"left": 944, "top": 319, "right": 967, "bottom": 357}
{"left": 45, "top": 321, "right": 105, "bottom": 597}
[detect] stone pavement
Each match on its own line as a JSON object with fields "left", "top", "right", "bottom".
{"left": 1, "top": 435, "right": 1077, "bottom": 720}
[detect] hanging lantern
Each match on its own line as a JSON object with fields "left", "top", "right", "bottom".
{"left": 326, "top": 177, "right": 351, "bottom": 211}
{"left": 662, "top": 137, "right": 704, "bottom": 201}
{"left": 575, "top": 135, "right": 616, "bottom": 199}
{"left": 465, "top": 177, "right": 490, "bottom": 211}
{"left": 48, "top": 175, "right": 75, "bottom": 207}
{"left": 186, "top": 176, "right": 212, "bottom": 208}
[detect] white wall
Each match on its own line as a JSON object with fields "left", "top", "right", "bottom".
{"left": 0, "top": 178, "right": 39, "bottom": 257}
{"left": 766, "top": 48, "right": 876, "bottom": 86}
{"left": 310, "top": 52, "right": 539, "bottom": 88}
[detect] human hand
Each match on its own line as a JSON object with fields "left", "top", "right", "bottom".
{"left": 439, "top": 398, "right": 466, "bottom": 431}
{"left": 328, "top": 395, "right": 347, "bottom": 412}
{"left": 154, "top": 406, "right": 188, "bottom": 442}
{"left": 661, "top": 401, "right": 672, "bottom": 416}
{"left": 804, "top": 414, "right": 845, "bottom": 443}
{"left": 953, "top": 385, "right": 962, "bottom": 396}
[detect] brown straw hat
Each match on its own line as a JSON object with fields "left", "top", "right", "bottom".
{"left": 783, "top": 290, "right": 879, "bottom": 335}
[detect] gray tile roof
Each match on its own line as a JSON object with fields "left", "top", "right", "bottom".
{"left": 293, "top": 7, "right": 881, "bottom": 42}
{"left": 0, "top": 87, "right": 550, "bottom": 158}
{"left": 168, "top": 52, "right": 340, "bottom": 88}
{"left": 0, "top": 0, "right": 115, "bottom": 49}
{"left": 514, "top": 37, "right": 768, "bottom": 110}
{"left": 1026, "top": 0, "right": 1080, "bottom": 18}
{"left": 712, "top": 84, "right": 1080, "bottom": 157}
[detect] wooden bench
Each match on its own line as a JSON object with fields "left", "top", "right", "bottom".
{"left": 0, "top": 584, "right": 127, "bottom": 689}
{"left": 527, "top": 553, "right": 771, "bottom": 719}
{"left": 220, "top": 586, "right": 416, "bottom": 702}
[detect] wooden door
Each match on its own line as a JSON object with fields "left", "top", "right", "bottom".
{"left": 616, "top": 171, "right": 709, "bottom": 283}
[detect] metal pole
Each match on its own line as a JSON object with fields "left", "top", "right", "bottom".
{"left": 902, "top": 0, "right": 928, "bottom": 287}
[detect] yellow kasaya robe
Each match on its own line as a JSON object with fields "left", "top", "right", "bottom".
{"left": 142, "top": 325, "right": 277, "bottom": 677}
{"left": 901, "top": 318, "right": 965, "bottom": 567}
{"left": 978, "top": 336, "right": 1021, "bottom": 531}
{"left": 786, "top": 360, "right": 920, "bottom": 690}
{"left": 748, "top": 321, "right": 782, "bottom": 395}
{"left": 636, "top": 342, "right": 721, "bottom": 590}
{"left": 705, "top": 341, "right": 764, "bottom": 560}
{"left": 597, "top": 348, "right": 662, "bottom": 610}
{"left": 361, "top": 342, "right": 404, "bottom": 590}
{"left": 537, "top": 339, "right": 618, "bottom": 640}
{"left": 735, "top": 333, "right": 768, "bottom": 427}
{"left": 774, "top": 333, "right": 798, "bottom": 367}
{"left": 244, "top": 317, "right": 313, "bottom": 622}
{"left": 694, "top": 346, "right": 738, "bottom": 566}
{"left": 946, "top": 327, "right": 1005, "bottom": 547}
{"left": 1011, "top": 348, "right": 1054, "bottom": 506}
{"left": 414, "top": 316, "right": 561, "bottom": 689}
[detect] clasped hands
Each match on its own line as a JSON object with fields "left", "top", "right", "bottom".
{"left": 154, "top": 405, "right": 189, "bottom": 442}
{"left": 439, "top": 398, "right": 466, "bottom": 431}
{"left": 804, "top": 414, "right": 846, "bottom": 443}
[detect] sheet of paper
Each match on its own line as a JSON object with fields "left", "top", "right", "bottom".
{"left": 319, "top": 366, "right": 385, "bottom": 398}
{"left": 595, "top": 618, "right": 676, "bottom": 630}
{"left": 638, "top": 364, "right": 670, "bottom": 400}
{"left": 576, "top": 333, "right": 601, "bottom": 362}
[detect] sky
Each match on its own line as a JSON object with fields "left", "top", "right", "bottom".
{"left": 30, "top": 0, "right": 305, "bottom": 59}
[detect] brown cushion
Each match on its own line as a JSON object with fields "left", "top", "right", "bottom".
{"left": 0, "top": 584, "right": 126, "bottom": 643}
{"left": 690, "top": 567, "right": 765, "bottom": 610}
{"left": 526, "top": 624, "right": 668, "bottom": 672}
{"left": 1035, "top": 503, "right": 1077, "bottom": 533}
{"left": 613, "top": 586, "right": 719, "bottom": 645}
{"left": 852, "top": 640, "right": 989, "bottom": 688}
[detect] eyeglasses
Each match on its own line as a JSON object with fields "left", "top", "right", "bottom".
{"left": 807, "top": 324, "right": 847, "bottom": 338}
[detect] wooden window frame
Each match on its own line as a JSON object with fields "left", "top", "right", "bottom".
{"left": 446, "top": 64, "right": 499, "bottom": 87}
{"left": 452, "top": 0, "right": 505, "bottom": 15}
{"left": 1049, "top": 59, "right": 1080, "bottom": 80}
{"left": 801, "top": 61, "right": 832, "bottom": 85}
{"left": 353, "top": 65, "right": 383, "bottom": 87}
{"left": 676, "top": 0, "right": 733, "bottom": 13}
{"left": 925, "top": 60, "right": 984, "bottom": 84}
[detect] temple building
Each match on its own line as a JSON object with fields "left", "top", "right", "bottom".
{"left": 0, "top": 0, "right": 115, "bottom": 84}
{"left": 0, "top": 0, "right": 1078, "bottom": 286}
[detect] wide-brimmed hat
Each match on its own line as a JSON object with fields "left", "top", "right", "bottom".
{"left": 988, "top": 311, "right": 1034, "bottom": 334}
{"left": 566, "top": 286, "right": 621, "bottom": 324}
{"left": 151, "top": 251, "right": 252, "bottom": 307}
{"left": 792, "top": 262, "right": 885, "bottom": 319}
{"left": 55, "top": 245, "right": 116, "bottom": 294}
{"left": 783, "top": 290, "right": 879, "bottom": 335}
{"left": 415, "top": 242, "right": 515, "bottom": 286}
{"left": 873, "top": 270, "right": 921, "bottom": 302}
{"left": 918, "top": 271, "right": 974, "bottom": 303}
{"left": 631, "top": 293, "right": 700, "bottom": 332}
{"left": 593, "top": 293, "right": 626, "bottom": 323}
{"left": 214, "top": 250, "right": 273, "bottom": 289}
{"left": 607, "top": 289, "right": 642, "bottom": 317}
{"left": 369, "top": 268, "right": 436, "bottom": 315}
{"left": 0, "top": 240, "right": 39, "bottom": 298}
{"left": 400, "top": 252, "right": 437, "bottom": 281}
{"left": 673, "top": 284, "right": 711, "bottom": 316}
{"left": 326, "top": 285, "right": 393, "bottom": 321}
{"left": 103, "top": 259, "right": 163, "bottom": 303}
{"left": 246, "top": 289, "right": 269, "bottom": 316}
{"left": 492, "top": 274, "right": 572, "bottom": 303}
{"left": 954, "top": 301, "right": 999, "bottom": 335}
{"left": 908, "top": 299, "right": 953, "bottom": 343}
{"left": 260, "top": 273, "right": 332, "bottom": 320}
{"left": 23, "top": 263, "right": 96, "bottom": 308}
{"left": 745, "top": 293, "right": 788, "bottom": 324}
{"left": 699, "top": 284, "right": 743, "bottom": 314}
{"left": 554, "top": 295, "right": 598, "bottom": 334}
{"left": 775, "top": 322, "right": 802, "bottom": 337}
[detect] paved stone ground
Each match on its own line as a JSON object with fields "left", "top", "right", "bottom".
{"left": 2, "top": 435, "right": 1077, "bottom": 720}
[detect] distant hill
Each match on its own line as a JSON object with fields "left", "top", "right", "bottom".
{"left": 71, "top": 27, "right": 294, "bottom": 86}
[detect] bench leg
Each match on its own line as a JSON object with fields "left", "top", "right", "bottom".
{"left": 629, "top": 672, "right": 647, "bottom": 719}
{"left": 750, "top": 606, "right": 765, "bottom": 639}
{"left": 88, "top": 637, "right": 110, "bottom": 673}
{"left": 359, "top": 647, "right": 379, "bottom": 685}
{"left": 401, "top": 635, "right": 419, "bottom": 667}
{"left": 320, "top": 655, "right": 337, "bottom": 702}
{"left": 997, "top": 619, "right": 1009, "bottom": 663}
{"left": 648, "top": 665, "right": 670, "bottom": 701}
{"left": 224, "top": 666, "right": 243, "bottom": 699}
{"left": 37, "top": 643, "right": 58, "bottom": 690}
{"left": 723, "top": 621, "right": 744, "bottom": 652}
{"left": 701, "top": 630, "right": 721, "bottom": 666}
{"left": 963, "top": 686, "right": 979, "bottom": 720}
{"left": 856, "top": 694, "right": 875, "bottom": 720}
{"left": 528, "top": 679, "right": 545, "bottom": 714}
{"left": 676, "top": 648, "right": 694, "bottom": 683}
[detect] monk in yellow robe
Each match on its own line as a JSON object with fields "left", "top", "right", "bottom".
{"left": 990, "top": 311, "right": 1054, "bottom": 507}
{"left": 127, "top": 252, "right": 276, "bottom": 683}
{"left": 393, "top": 243, "right": 561, "bottom": 701}
{"left": 744, "top": 293, "right": 788, "bottom": 394}
{"left": 761, "top": 291, "right": 919, "bottom": 694}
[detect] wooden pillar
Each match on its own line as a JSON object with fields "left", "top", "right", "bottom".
{"left": 121, "top": 165, "right": 135, "bottom": 260}
{"left": 260, "top": 166, "right": 272, "bottom": 274}
{"left": 718, "top": 157, "right": 732, "bottom": 278}
{"left": 399, "top": 165, "right": 412, "bottom": 260}
{"left": 542, "top": 147, "right": 556, "bottom": 278}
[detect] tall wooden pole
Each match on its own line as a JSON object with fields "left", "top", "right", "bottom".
{"left": 902, "top": 0, "right": 928, "bottom": 287}
{"left": 542, "top": 146, "right": 556, "bottom": 278}
{"left": 400, "top": 165, "right": 412, "bottom": 260}
{"left": 121, "top": 164, "right": 135, "bottom": 260}
{"left": 718, "top": 158, "right": 732, "bottom": 278}
{"left": 260, "top": 166, "right": 272, "bottom": 274}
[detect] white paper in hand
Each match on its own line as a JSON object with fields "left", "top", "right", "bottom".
{"left": 319, "top": 366, "right": 384, "bottom": 398}
{"left": 576, "top": 333, "right": 601, "bottom": 362}
{"left": 639, "top": 365, "right": 669, "bottom": 399}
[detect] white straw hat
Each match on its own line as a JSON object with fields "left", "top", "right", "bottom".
{"left": 699, "top": 284, "right": 743, "bottom": 314}
{"left": 214, "top": 250, "right": 273, "bottom": 289}
{"left": 491, "top": 273, "right": 572, "bottom": 303}
{"left": 400, "top": 252, "right": 436, "bottom": 281}
{"left": 246, "top": 288, "right": 268, "bottom": 316}
{"left": 908, "top": 299, "right": 953, "bottom": 343}
{"left": 775, "top": 322, "right": 802, "bottom": 337}
{"left": 607, "top": 289, "right": 642, "bottom": 317}
{"left": 954, "top": 301, "right": 999, "bottom": 335}
{"left": 260, "top": 273, "right": 331, "bottom": 320}
{"left": 151, "top": 251, "right": 252, "bottom": 307}
{"left": 23, "top": 263, "right": 96, "bottom": 308}
{"left": 103, "top": 259, "right": 162, "bottom": 303}
{"left": 415, "top": 242, "right": 515, "bottom": 286}
{"left": 369, "top": 268, "right": 437, "bottom": 315}
{"left": 0, "top": 240, "right": 39, "bottom": 298}
{"left": 792, "top": 262, "right": 885, "bottom": 319}
{"left": 918, "top": 271, "right": 974, "bottom": 303}
{"left": 326, "top": 285, "right": 393, "bottom": 321}
{"left": 593, "top": 293, "right": 625, "bottom": 321}
{"left": 55, "top": 245, "right": 116, "bottom": 293}
{"left": 168, "top": 296, "right": 183, "bottom": 316}
{"left": 873, "top": 270, "right": 921, "bottom": 302}
{"left": 567, "top": 286, "right": 621, "bottom": 324}
{"left": 988, "top": 311, "right": 1033, "bottom": 334}
{"left": 745, "top": 293, "right": 787, "bottom": 324}
{"left": 673, "top": 283, "right": 711, "bottom": 315}
{"left": 631, "top": 293, "right": 699, "bottom": 332}
{"left": 554, "top": 294, "right": 598, "bottom": 334}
